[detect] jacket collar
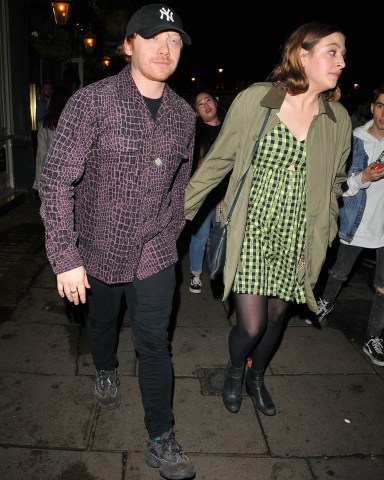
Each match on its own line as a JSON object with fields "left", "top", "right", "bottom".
{"left": 260, "top": 83, "right": 337, "bottom": 123}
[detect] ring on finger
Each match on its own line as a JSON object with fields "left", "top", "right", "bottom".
{"left": 70, "top": 290, "right": 77, "bottom": 294}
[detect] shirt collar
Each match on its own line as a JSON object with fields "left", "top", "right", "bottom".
{"left": 260, "top": 83, "right": 337, "bottom": 123}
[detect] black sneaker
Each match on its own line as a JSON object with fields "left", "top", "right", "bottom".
{"left": 363, "top": 337, "right": 384, "bottom": 366}
{"left": 189, "top": 276, "right": 202, "bottom": 294}
{"left": 94, "top": 369, "right": 121, "bottom": 409}
{"left": 305, "top": 297, "right": 334, "bottom": 324}
{"left": 145, "top": 428, "right": 195, "bottom": 479}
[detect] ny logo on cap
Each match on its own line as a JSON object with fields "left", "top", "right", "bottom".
{"left": 159, "top": 7, "right": 174, "bottom": 23}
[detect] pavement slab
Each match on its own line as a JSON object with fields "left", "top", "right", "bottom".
{"left": 0, "top": 448, "right": 124, "bottom": 480}
{"left": 0, "top": 373, "right": 94, "bottom": 448}
{"left": 309, "top": 456, "right": 384, "bottom": 480}
{"left": 269, "top": 326, "right": 373, "bottom": 375}
{"left": 258, "top": 374, "right": 384, "bottom": 457}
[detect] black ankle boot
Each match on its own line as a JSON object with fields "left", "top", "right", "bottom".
{"left": 222, "top": 361, "right": 244, "bottom": 413}
{"left": 245, "top": 368, "right": 276, "bottom": 416}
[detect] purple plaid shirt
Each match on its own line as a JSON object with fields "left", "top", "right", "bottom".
{"left": 39, "top": 64, "right": 195, "bottom": 284}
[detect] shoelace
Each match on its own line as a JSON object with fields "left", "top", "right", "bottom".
{"left": 317, "top": 298, "right": 329, "bottom": 313}
{"left": 192, "top": 277, "right": 202, "bottom": 286}
{"left": 161, "top": 431, "right": 182, "bottom": 455}
{"left": 369, "top": 338, "right": 384, "bottom": 354}
{"left": 99, "top": 372, "right": 112, "bottom": 390}
{"left": 98, "top": 370, "right": 119, "bottom": 391}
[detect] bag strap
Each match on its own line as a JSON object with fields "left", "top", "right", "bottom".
{"left": 226, "top": 108, "right": 272, "bottom": 224}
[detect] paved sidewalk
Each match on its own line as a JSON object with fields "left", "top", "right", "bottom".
{"left": 0, "top": 197, "right": 384, "bottom": 480}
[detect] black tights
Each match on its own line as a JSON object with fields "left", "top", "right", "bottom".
{"left": 229, "top": 293, "right": 289, "bottom": 371}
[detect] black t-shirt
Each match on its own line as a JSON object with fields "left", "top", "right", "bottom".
{"left": 192, "top": 121, "right": 222, "bottom": 173}
{"left": 203, "top": 123, "right": 222, "bottom": 155}
{"left": 143, "top": 96, "right": 162, "bottom": 120}
{"left": 192, "top": 120, "right": 229, "bottom": 216}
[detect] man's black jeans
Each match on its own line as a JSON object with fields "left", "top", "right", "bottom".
{"left": 86, "top": 265, "right": 176, "bottom": 439}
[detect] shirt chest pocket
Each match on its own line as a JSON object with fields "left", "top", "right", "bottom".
{"left": 168, "top": 142, "right": 189, "bottom": 170}
{"left": 107, "top": 135, "right": 141, "bottom": 154}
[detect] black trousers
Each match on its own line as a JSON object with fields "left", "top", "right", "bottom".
{"left": 86, "top": 265, "right": 175, "bottom": 439}
{"left": 322, "top": 243, "right": 384, "bottom": 338}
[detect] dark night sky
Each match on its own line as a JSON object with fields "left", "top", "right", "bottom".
{"left": 147, "top": 0, "right": 380, "bottom": 97}
{"left": 31, "top": 1, "right": 381, "bottom": 101}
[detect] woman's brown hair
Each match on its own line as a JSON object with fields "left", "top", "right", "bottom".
{"left": 268, "top": 22, "right": 345, "bottom": 101}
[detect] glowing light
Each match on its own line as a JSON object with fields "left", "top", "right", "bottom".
{"left": 51, "top": 2, "right": 71, "bottom": 25}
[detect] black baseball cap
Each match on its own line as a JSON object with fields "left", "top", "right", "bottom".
{"left": 125, "top": 3, "right": 191, "bottom": 45}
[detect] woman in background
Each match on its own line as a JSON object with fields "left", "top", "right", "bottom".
{"left": 188, "top": 90, "right": 227, "bottom": 293}
{"left": 33, "top": 85, "right": 71, "bottom": 192}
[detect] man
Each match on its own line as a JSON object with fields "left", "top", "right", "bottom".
{"left": 39, "top": 4, "right": 196, "bottom": 479}
{"left": 310, "top": 85, "right": 384, "bottom": 367}
{"left": 36, "top": 82, "right": 53, "bottom": 123}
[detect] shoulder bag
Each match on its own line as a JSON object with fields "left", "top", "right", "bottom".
{"left": 205, "top": 108, "right": 272, "bottom": 280}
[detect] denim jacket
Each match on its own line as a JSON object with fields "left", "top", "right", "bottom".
{"left": 338, "top": 136, "right": 369, "bottom": 243}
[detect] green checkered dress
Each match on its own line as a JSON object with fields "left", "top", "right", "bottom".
{"left": 233, "top": 122, "right": 306, "bottom": 303}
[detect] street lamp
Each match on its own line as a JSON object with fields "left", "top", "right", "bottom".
{"left": 191, "top": 77, "right": 199, "bottom": 88}
{"left": 83, "top": 30, "right": 96, "bottom": 54}
{"left": 217, "top": 68, "right": 224, "bottom": 92}
{"left": 51, "top": 1, "right": 71, "bottom": 25}
{"left": 101, "top": 56, "right": 111, "bottom": 70}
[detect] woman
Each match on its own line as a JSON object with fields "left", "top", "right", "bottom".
{"left": 184, "top": 23, "right": 351, "bottom": 416}
{"left": 188, "top": 90, "right": 227, "bottom": 293}
{"left": 33, "top": 85, "right": 71, "bottom": 192}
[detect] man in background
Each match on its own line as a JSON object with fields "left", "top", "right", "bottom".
{"left": 35, "top": 82, "right": 53, "bottom": 123}
{"left": 312, "top": 85, "right": 384, "bottom": 367}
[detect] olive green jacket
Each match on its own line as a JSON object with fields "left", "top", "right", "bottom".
{"left": 184, "top": 83, "right": 352, "bottom": 312}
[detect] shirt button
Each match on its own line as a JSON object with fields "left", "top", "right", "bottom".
{"left": 154, "top": 157, "right": 163, "bottom": 166}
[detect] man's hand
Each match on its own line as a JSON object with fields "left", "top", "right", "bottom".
{"left": 361, "top": 163, "right": 384, "bottom": 184}
{"left": 57, "top": 266, "right": 90, "bottom": 305}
